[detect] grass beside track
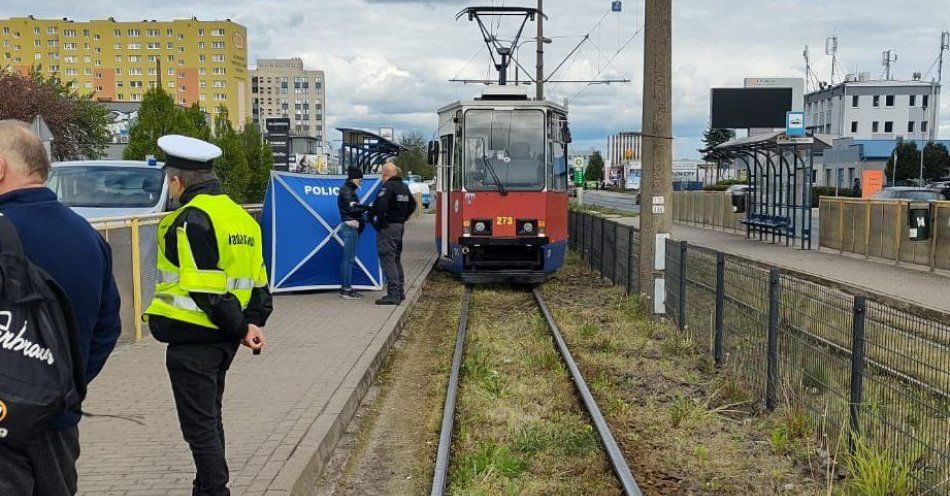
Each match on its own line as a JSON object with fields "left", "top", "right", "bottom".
{"left": 540, "top": 253, "right": 826, "bottom": 494}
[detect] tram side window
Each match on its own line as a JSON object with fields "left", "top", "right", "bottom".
{"left": 550, "top": 141, "right": 567, "bottom": 191}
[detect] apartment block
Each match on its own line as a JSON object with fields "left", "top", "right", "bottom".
{"left": 250, "top": 58, "right": 326, "bottom": 146}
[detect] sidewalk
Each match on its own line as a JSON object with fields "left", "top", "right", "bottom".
{"left": 76, "top": 215, "right": 437, "bottom": 495}
{"left": 617, "top": 216, "right": 950, "bottom": 312}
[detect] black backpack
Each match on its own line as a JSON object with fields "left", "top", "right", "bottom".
{"left": 0, "top": 214, "right": 84, "bottom": 445}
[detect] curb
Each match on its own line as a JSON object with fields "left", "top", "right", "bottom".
{"left": 265, "top": 251, "right": 439, "bottom": 495}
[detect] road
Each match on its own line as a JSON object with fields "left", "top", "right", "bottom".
{"left": 581, "top": 190, "right": 641, "bottom": 213}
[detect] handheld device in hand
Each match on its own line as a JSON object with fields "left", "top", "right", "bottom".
{"left": 253, "top": 336, "right": 262, "bottom": 355}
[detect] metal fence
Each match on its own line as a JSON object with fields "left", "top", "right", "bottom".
{"left": 91, "top": 206, "right": 262, "bottom": 344}
{"left": 820, "top": 197, "right": 950, "bottom": 271}
{"left": 570, "top": 209, "right": 950, "bottom": 493}
{"left": 568, "top": 210, "right": 640, "bottom": 294}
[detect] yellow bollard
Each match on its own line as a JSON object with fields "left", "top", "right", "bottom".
{"left": 130, "top": 218, "right": 143, "bottom": 342}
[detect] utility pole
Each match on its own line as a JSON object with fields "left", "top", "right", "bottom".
{"left": 825, "top": 36, "right": 838, "bottom": 85}
{"left": 638, "top": 0, "right": 673, "bottom": 313}
{"left": 536, "top": 0, "right": 544, "bottom": 100}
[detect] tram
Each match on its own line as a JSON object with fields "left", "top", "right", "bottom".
{"left": 429, "top": 7, "right": 571, "bottom": 284}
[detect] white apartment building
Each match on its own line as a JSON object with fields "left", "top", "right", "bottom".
{"left": 250, "top": 57, "right": 326, "bottom": 146}
{"left": 804, "top": 77, "right": 941, "bottom": 141}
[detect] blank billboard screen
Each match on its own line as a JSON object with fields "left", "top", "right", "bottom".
{"left": 710, "top": 88, "right": 793, "bottom": 129}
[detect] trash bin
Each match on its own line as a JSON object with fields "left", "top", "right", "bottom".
{"left": 907, "top": 201, "right": 932, "bottom": 241}
{"left": 731, "top": 189, "right": 748, "bottom": 214}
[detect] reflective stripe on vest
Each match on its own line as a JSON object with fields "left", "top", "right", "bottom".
{"left": 158, "top": 271, "right": 255, "bottom": 290}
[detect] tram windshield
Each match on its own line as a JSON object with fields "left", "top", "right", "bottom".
{"left": 463, "top": 109, "right": 545, "bottom": 192}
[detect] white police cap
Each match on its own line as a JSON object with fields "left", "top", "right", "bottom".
{"left": 157, "top": 135, "right": 222, "bottom": 171}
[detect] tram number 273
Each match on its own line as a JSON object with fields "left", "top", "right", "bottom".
{"left": 496, "top": 216, "right": 514, "bottom": 226}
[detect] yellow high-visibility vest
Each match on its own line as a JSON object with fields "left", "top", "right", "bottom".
{"left": 145, "top": 194, "right": 267, "bottom": 329}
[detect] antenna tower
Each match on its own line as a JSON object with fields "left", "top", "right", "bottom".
{"left": 825, "top": 35, "right": 838, "bottom": 84}
{"left": 938, "top": 31, "right": 949, "bottom": 83}
{"left": 803, "top": 45, "right": 812, "bottom": 92}
{"left": 882, "top": 49, "right": 897, "bottom": 80}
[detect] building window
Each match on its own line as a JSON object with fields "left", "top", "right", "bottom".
{"left": 198, "top": 42, "right": 205, "bottom": 49}
{"left": 199, "top": 68, "right": 207, "bottom": 75}
{"left": 2, "top": 27, "right": 8, "bottom": 35}
{"left": 115, "top": 55, "right": 122, "bottom": 63}
{"left": 128, "top": 43, "right": 141, "bottom": 50}
{"left": 114, "top": 42, "right": 121, "bottom": 50}
{"left": 64, "top": 55, "right": 77, "bottom": 63}
{"left": 167, "top": 55, "right": 174, "bottom": 62}
{"left": 48, "top": 52, "right": 59, "bottom": 60}
{"left": 47, "top": 40, "right": 56, "bottom": 47}
{"left": 885, "top": 95, "right": 894, "bottom": 107}
{"left": 909, "top": 95, "right": 916, "bottom": 106}
{"left": 128, "top": 29, "right": 141, "bottom": 37}
{"left": 212, "top": 67, "right": 225, "bottom": 75}
{"left": 84, "top": 68, "right": 91, "bottom": 75}
{"left": 147, "top": 42, "right": 160, "bottom": 49}
{"left": 83, "top": 43, "right": 90, "bottom": 49}
{"left": 199, "top": 54, "right": 206, "bottom": 62}
{"left": 908, "top": 121, "right": 915, "bottom": 133}
{"left": 199, "top": 80, "right": 207, "bottom": 88}
{"left": 872, "top": 121, "right": 879, "bottom": 133}
{"left": 211, "top": 28, "right": 225, "bottom": 36}
{"left": 884, "top": 121, "right": 893, "bottom": 133}
{"left": 177, "top": 34, "right": 184, "bottom": 40}
{"left": 872, "top": 95, "right": 880, "bottom": 107}
{"left": 922, "top": 121, "right": 928, "bottom": 133}
{"left": 147, "top": 29, "right": 160, "bottom": 36}
{"left": 850, "top": 121, "right": 858, "bottom": 133}
{"left": 167, "top": 42, "right": 174, "bottom": 49}
{"left": 179, "top": 85, "right": 186, "bottom": 92}
{"left": 47, "top": 27, "right": 57, "bottom": 35}
{"left": 211, "top": 41, "right": 225, "bottom": 49}
{"left": 129, "top": 68, "right": 142, "bottom": 76}
{"left": 128, "top": 55, "right": 140, "bottom": 62}
{"left": 922, "top": 95, "right": 929, "bottom": 107}
{"left": 212, "top": 54, "right": 225, "bottom": 62}
{"left": 64, "top": 29, "right": 76, "bottom": 37}
{"left": 84, "top": 81, "right": 92, "bottom": 89}
{"left": 148, "top": 55, "right": 159, "bottom": 62}
{"left": 167, "top": 29, "right": 174, "bottom": 36}
{"left": 33, "top": 40, "right": 40, "bottom": 47}
{"left": 168, "top": 68, "right": 175, "bottom": 75}
{"left": 148, "top": 67, "right": 157, "bottom": 75}
{"left": 114, "top": 29, "right": 121, "bottom": 37}
{"left": 64, "top": 42, "right": 77, "bottom": 50}
{"left": 213, "top": 80, "right": 225, "bottom": 88}
{"left": 93, "top": 34, "right": 100, "bottom": 40}
{"left": 117, "top": 81, "right": 123, "bottom": 88}
{"left": 851, "top": 95, "right": 859, "bottom": 107}
{"left": 198, "top": 29, "right": 205, "bottom": 36}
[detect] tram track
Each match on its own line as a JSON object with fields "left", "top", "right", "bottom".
{"left": 430, "top": 285, "right": 642, "bottom": 496}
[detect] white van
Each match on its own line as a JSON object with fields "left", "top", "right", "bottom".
{"left": 405, "top": 174, "right": 431, "bottom": 209}
{"left": 46, "top": 160, "right": 169, "bottom": 220}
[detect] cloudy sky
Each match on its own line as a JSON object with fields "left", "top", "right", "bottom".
{"left": 6, "top": 0, "right": 950, "bottom": 158}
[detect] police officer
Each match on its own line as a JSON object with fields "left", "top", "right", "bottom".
{"left": 372, "top": 161, "right": 416, "bottom": 305}
{"left": 145, "top": 135, "right": 272, "bottom": 496}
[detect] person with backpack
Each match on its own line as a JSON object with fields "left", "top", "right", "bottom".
{"left": 145, "top": 135, "right": 271, "bottom": 496}
{"left": 337, "top": 166, "right": 370, "bottom": 299}
{"left": 0, "top": 119, "right": 122, "bottom": 495}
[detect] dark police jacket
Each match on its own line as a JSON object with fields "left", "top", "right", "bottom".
{"left": 149, "top": 181, "right": 273, "bottom": 344}
{"left": 0, "top": 187, "right": 122, "bottom": 429}
{"left": 338, "top": 180, "right": 368, "bottom": 228}
{"left": 372, "top": 176, "right": 416, "bottom": 228}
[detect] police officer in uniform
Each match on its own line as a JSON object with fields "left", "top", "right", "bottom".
{"left": 372, "top": 161, "right": 416, "bottom": 305}
{"left": 145, "top": 135, "right": 272, "bottom": 496}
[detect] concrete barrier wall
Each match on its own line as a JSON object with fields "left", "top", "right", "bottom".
{"left": 819, "top": 197, "right": 950, "bottom": 271}
{"left": 672, "top": 191, "right": 743, "bottom": 232}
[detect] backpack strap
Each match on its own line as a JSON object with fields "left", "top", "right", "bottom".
{"left": 0, "top": 213, "right": 26, "bottom": 257}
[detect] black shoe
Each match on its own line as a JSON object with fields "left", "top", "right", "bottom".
{"left": 375, "top": 296, "right": 400, "bottom": 305}
{"left": 341, "top": 289, "right": 362, "bottom": 300}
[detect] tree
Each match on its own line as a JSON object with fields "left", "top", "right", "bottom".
{"left": 922, "top": 142, "right": 950, "bottom": 182}
{"left": 699, "top": 127, "right": 736, "bottom": 163}
{"left": 124, "top": 88, "right": 196, "bottom": 160}
{"left": 242, "top": 120, "right": 273, "bottom": 203}
{"left": 393, "top": 131, "right": 433, "bottom": 179}
{"left": 885, "top": 140, "right": 922, "bottom": 185}
{"left": 0, "top": 69, "right": 110, "bottom": 160}
{"left": 211, "top": 106, "right": 250, "bottom": 202}
{"left": 182, "top": 103, "right": 212, "bottom": 142}
{"left": 585, "top": 150, "right": 605, "bottom": 182}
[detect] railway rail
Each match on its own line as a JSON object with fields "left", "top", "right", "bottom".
{"left": 429, "top": 285, "right": 642, "bottom": 495}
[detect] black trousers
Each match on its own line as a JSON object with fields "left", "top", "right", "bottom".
{"left": 0, "top": 426, "right": 80, "bottom": 496}
{"left": 377, "top": 223, "right": 405, "bottom": 298}
{"left": 166, "top": 341, "right": 239, "bottom": 496}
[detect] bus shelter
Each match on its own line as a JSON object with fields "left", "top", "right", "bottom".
{"left": 715, "top": 131, "right": 831, "bottom": 249}
{"left": 337, "top": 128, "right": 406, "bottom": 174}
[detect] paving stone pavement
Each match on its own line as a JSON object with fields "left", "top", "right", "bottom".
{"left": 76, "top": 215, "right": 437, "bottom": 496}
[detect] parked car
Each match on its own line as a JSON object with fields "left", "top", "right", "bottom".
{"left": 46, "top": 160, "right": 169, "bottom": 220}
{"left": 405, "top": 174, "right": 431, "bottom": 209}
{"left": 869, "top": 187, "right": 945, "bottom": 202}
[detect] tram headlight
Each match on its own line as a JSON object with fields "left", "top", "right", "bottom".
{"left": 471, "top": 219, "right": 491, "bottom": 236}
{"left": 517, "top": 219, "right": 540, "bottom": 236}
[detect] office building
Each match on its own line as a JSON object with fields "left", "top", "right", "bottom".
{"left": 0, "top": 16, "right": 249, "bottom": 126}
{"left": 606, "top": 131, "right": 643, "bottom": 188}
{"left": 804, "top": 76, "right": 941, "bottom": 140}
{"left": 820, "top": 137, "right": 950, "bottom": 188}
{"left": 250, "top": 58, "right": 326, "bottom": 146}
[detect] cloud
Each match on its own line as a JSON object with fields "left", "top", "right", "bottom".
{"left": 9, "top": 0, "right": 950, "bottom": 157}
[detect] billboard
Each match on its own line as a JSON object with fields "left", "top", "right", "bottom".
{"left": 710, "top": 88, "right": 793, "bottom": 129}
{"left": 743, "top": 77, "right": 804, "bottom": 112}
{"left": 266, "top": 118, "right": 291, "bottom": 171}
